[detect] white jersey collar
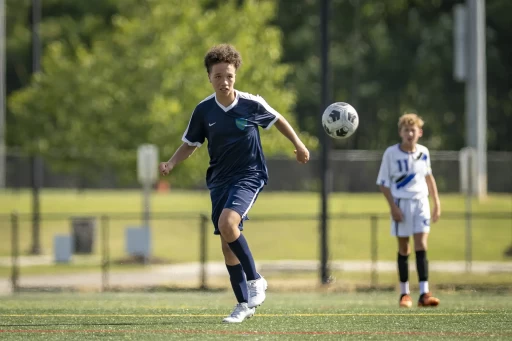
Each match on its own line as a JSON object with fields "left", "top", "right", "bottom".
{"left": 215, "top": 90, "right": 239, "bottom": 112}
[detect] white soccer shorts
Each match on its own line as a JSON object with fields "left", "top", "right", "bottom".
{"left": 390, "top": 197, "right": 431, "bottom": 237}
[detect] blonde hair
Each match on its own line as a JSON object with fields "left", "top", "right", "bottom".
{"left": 398, "top": 113, "right": 424, "bottom": 130}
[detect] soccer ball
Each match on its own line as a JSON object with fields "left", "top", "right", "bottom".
{"left": 321, "top": 102, "right": 359, "bottom": 139}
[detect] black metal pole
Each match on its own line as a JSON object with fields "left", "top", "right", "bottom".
{"left": 370, "top": 215, "right": 378, "bottom": 288}
{"left": 32, "top": 0, "right": 41, "bottom": 73}
{"left": 101, "top": 215, "right": 110, "bottom": 292}
{"left": 319, "top": 0, "right": 331, "bottom": 285}
{"left": 30, "top": 156, "right": 42, "bottom": 254}
{"left": 350, "top": 0, "right": 361, "bottom": 150}
{"left": 30, "top": 0, "right": 42, "bottom": 255}
{"left": 199, "top": 214, "right": 208, "bottom": 290}
{"left": 11, "top": 211, "right": 19, "bottom": 293}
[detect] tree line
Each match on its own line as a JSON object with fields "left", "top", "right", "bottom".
{"left": 5, "top": 0, "right": 511, "bottom": 184}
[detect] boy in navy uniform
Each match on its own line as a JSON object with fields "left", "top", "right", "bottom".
{"left": 160, "top": 44, "right": 309, "bottom": 322}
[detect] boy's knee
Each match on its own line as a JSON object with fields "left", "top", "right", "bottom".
{"left": 414, "top": 234, "right": 428, "bottom": 251}
{"left": 218, "top": 223, "right": 236, "bottom": 241}
{"left": 415, "top": 243, "right": 427, "bottom": 251}
{"left": 218, "top": 210, "right": 241, "bottom": 242}
{"left": 397, "top": 238, "right": 410, "bottom": 256}
{"left": 398, "top": 246, "right": 410, "bottom": 256}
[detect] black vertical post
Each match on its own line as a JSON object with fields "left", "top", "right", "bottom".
{"left": 199, "top": 214, "right": 208, "bottom": 290}
{"left": 32, "top": 0, "right": 41, "bottom": 73}
{"left": 11, "top": 212, "right": 19, "bottom": 293}
{"left": 319, "top": 0, "right": 331, "bottom": 285}
{"left": 350, "top": 0, "right": 361, "bottom": 149}
{"left": 30, "top": 0, "right": 42, "bottom": 255}
{"left": 101, "top": 215, "right": 110, "bottom": 292}
{"left": 30, "top": 156, "right": 42, "bottom": 254}
{"left": 370, "top": 216, "right": 378, "bottom": 288}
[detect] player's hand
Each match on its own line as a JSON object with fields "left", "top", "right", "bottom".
{"left": 391, "top": 204, "right": 404, "bottom": 222}
{"left": 294, "top": 144, "right": 310, "bottom": 164}
{"left": 432, "top": 204, "right": 441, "bottom": 223}
{"left": 159, "top": 161, "right": 173, "bottom": 176}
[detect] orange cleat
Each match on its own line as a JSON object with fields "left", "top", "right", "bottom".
{"left": 418, "top": 292, "right": 440, "bottom": 307}
{"left": 399, "top": 294, "right": 413, "bottom": 308}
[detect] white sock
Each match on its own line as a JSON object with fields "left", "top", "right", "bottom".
{"left": 400, "top": 281, "right": 410, "bottom": 295}
{"left": 420, "top": 281, "right": 429, "bottom": 294}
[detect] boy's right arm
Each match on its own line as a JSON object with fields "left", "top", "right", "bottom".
{"left": 376, "top": 149, "right": 403, "bottom": 222}
{"left": 159, "top": 143, "right": 197, "bottom": 175}
{"left": 161, "top": 106, "right": 205, "bottom": 176}
{"left": 379, "top": 185, "right": 403, "bottom": 222}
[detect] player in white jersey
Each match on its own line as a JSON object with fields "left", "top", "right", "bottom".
{"left": 376, "top": 113, "right": 441, "bottom": 308}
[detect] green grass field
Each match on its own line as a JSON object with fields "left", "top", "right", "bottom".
{"left": 0, "top": 191, "right": 511, "bottom": 340}
{"left": 0, "top": 190, "right": 510, "bottom": 263}
{"left": 0, "top": 292, "right": 511, "bottom": 340}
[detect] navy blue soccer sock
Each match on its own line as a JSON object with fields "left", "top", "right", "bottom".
{"left": 415, "top": 250, "right": 428, "bottom": 282}
{"left": 228, "top": 234, "right": 260, "bottom": 281}
{"left": 397, "top": 253, "right": 409, "bottom": 282}
{"left": 226, "top": 264, "right": 248, "bottom": 303}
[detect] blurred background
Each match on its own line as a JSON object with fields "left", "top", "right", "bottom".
{"left": 0, "top": 0, "right": 510, "bottom": 294}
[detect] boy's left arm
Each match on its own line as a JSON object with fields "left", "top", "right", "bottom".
{"left": 426, "top": 174, "right": 441, "bottom": 222}
{"left": 273, "top": 116, "right": 309, "bottom": 164}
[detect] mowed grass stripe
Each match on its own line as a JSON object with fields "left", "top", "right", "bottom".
{"left": 0, "top": 312, "right": 490, "bottom": 317}
{"left": 0, "top": 328, "right": 510, "bottom": 337}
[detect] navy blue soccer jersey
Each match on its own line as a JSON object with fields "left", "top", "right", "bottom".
{"left": 182, "top": 90, "right": 280, "bottom": 189}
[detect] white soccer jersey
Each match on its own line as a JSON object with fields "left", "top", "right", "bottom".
{"left": 376, "top": 143, "right": 432, "bottom": 199}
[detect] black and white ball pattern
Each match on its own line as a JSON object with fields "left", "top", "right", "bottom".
{"left": 322, "top": 102, "right": 359, "bottom": 139}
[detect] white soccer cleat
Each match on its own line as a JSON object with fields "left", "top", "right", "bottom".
{"left": 222, "top": 302, "right": 255, "bottom": 323}
{"left": 247, "top": 276, "right": 268, "bottom": 308}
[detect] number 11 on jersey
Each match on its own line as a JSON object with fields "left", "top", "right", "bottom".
{"left": 397, "top": 159, "right": 409, "bottom": 172}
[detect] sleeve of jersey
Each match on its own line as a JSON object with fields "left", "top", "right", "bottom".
{"left": 254, "top": 95, "right": 281, "bottom": 130}
{"left": 376, "top": 150, "right": 391, "bottom": 188}
{"left": 182, "top": 108, "right": 205, "bottom": 147}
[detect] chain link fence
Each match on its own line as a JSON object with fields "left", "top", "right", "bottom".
{"left": 5, "top": 149, "right": 512, "bottom": 192}
{"left": 2, "top": 211, "right": 511, "bottom": 293}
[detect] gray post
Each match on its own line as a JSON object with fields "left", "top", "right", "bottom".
{"left": 455, "top": 1, "right": 487, "bottom": 198}
{"left": 473, "top": 0, "right": 487, "bottom": 199}
{"left": 465, "top": 150, "right": 473, "bottom": 273}
{"left": 142, "top": 182, "right": 150, "bottom": 265}
{"left": 466, "top": 0, "right": 487, "bottom": 198}
{"left": 137, "top": 144, "right": 158, "bottom": 264}
{"left": 453, "top": 5, "right": 467, "bottom": 82}
{"left": 142, "top": 182, "right": 151, "bottom": 231}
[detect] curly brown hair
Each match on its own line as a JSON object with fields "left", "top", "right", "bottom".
{"left": 398, "top": 113, "right": 425, "bottom": 130}
{"left": 204, "top": 44, "right": 242, "bottom": 74}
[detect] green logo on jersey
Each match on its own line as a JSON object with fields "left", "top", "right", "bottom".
{"left": 235, "top": 118, "right": 248, "bottom": 130}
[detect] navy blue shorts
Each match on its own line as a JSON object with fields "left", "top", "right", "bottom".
{"left": 209, "top": 178, "right": 265, "bottom": 235}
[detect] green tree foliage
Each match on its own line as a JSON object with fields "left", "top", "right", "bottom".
{"left": 5, "top": 0, "right": 119, "bottom": 147}
{"left": 276, "top": 0, "right": 512, "bottom": 151}
{"left": 9, "top": 0, "right": 316, "bottom": 186}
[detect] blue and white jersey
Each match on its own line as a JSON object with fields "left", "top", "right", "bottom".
{"left": 182, "top": 90, "right": 280, "bottom": 189}
{"left": 376, "top": 144, "right": 432, "bottom": 199}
